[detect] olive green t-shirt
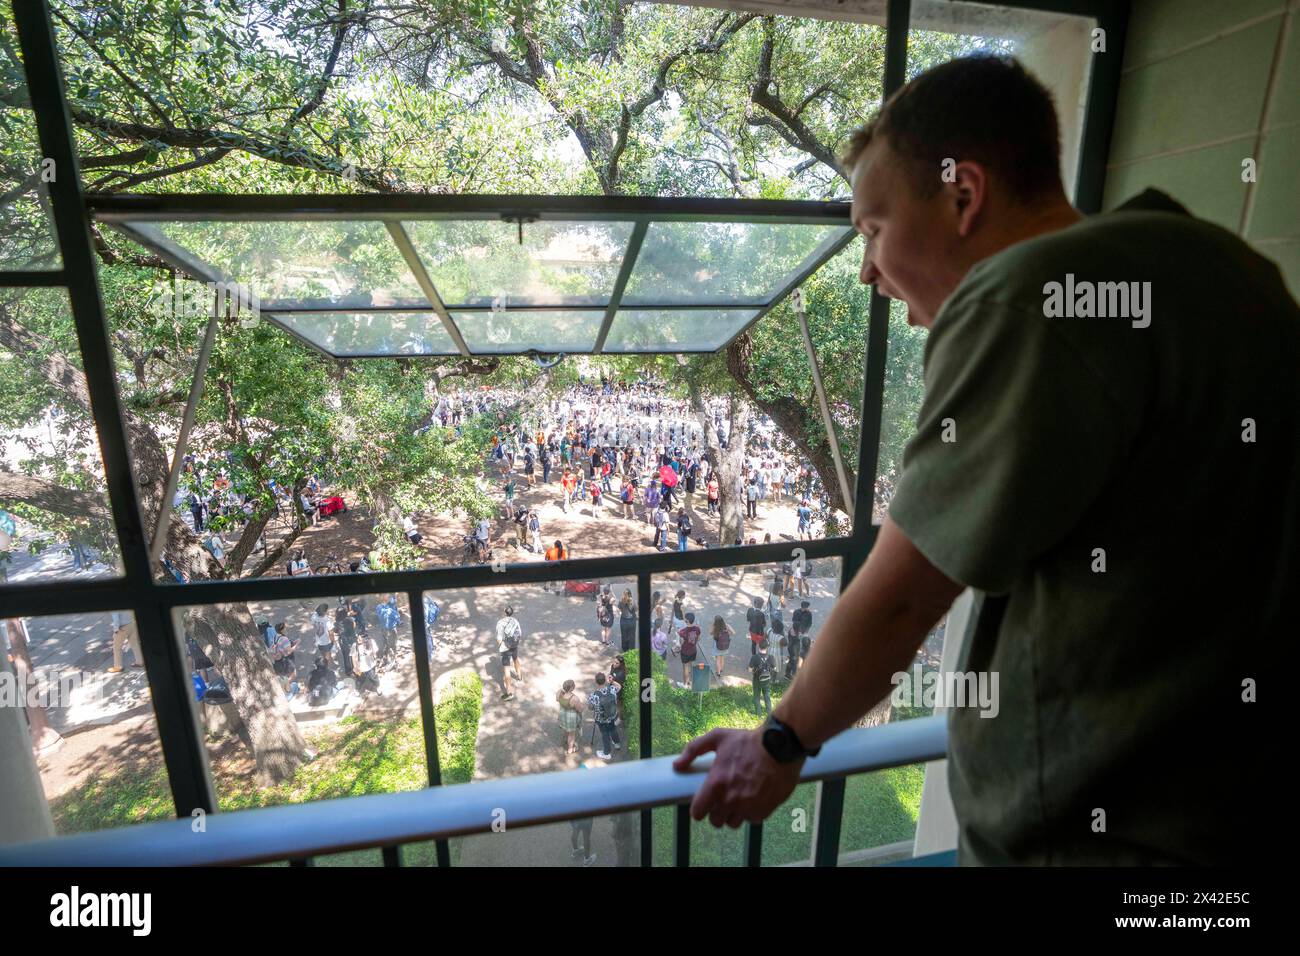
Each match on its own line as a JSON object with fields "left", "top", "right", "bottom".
{"left": 889, "top": 190, "right": 1298, "bottom": 865}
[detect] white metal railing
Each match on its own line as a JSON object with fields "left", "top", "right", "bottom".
{"left": 0, "top": 716, "right": 946, "bottom": 866}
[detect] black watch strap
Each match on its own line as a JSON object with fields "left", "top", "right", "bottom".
{"left": 762, "top": 716, "right": 821, "bottom": 762}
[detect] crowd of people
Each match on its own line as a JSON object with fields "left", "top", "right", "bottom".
{"left": 186, "top": 592, "right": 441, "bottom": 711}
{"left": 480, "top": 375, "right": 830, "bottom": 558}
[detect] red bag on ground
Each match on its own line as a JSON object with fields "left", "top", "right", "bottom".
{"left": 318, "top": 496, "right": 346, "bottom": 517}
{"left": 564, "top": 580, "right": 599, "bottom": 598}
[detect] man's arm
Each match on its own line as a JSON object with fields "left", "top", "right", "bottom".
{"left": 673, "top": 518, "right": 963, "bottom": 828}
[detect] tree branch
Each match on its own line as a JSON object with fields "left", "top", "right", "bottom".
{"left": 0, "top": 471, "right": 112, "bottom": 520}
{"left": 748, "top": 17, "right": 847, "bottom": 184}
{"left": 68, "top": 109, "right": 406, "bottom": 192}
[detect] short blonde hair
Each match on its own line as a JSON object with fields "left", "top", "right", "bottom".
{"left": 840, "top": 55, "right": 1061, "bottom": 201}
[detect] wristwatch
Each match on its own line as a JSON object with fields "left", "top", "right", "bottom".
{"left": 761, "top": 715, "right": 821, "bottom": 763}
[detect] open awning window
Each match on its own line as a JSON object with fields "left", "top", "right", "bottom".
{"left": 90, "top": 194, "right": 855, "bottom": 358}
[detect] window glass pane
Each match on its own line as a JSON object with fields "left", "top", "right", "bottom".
{"left": 425, "top": 579, "right": 636, "bottom": 780}
{"left": 105, "top": 238, "right": 870, "bottom": 588}
{"left": 621, "top": 221, "right": 853, "bottom": 307}
{"left": 908, "top": 0, "right": 1096, "bottom": 200}
{"left": 271, "top": 310, "right": 459, "bottom": 357}
{"left": 450, "top": 309, "right": 604, "bottom": 355}
{"left": 424, "top": 579, "right": 637, "bottom": 864}
{"left": 0, "top": 0, "right": 61, "bottom": 270}
{"left": 1, "top": 287, "right": 125, "bottom": 587}
{"left": 601, "top": 308, "right": 759, "bottom": 352}
{"left": 646, "top": 559, "right": 838, "bottom": 865}
{"left": 873, "top": 297, "right": 924, "bottom": 524}
{"left": 3, "top": 610, "right": 173, "bottom": 836}
{"left": 405, "top": 220, "right": 635, "bottom": 308}
{"left": 131, "top": 220, "right": 427, "bottom": 310}
{"left": 312, "top": 848, "right": 384, "bottom": 866}
{"left": 171, "top": 590, "right": 428, "bottom": 811}
{"left": 452, "top": 810, "right": 640, "bottom": 867}
{"left": 837, "top": 763, "right": 929, "bottom": 864}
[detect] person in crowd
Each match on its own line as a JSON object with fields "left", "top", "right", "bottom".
{"left": 352, "top": 628, "right": 379, "bottom": 696}
{"left": 588, "top": 671, "right": 622, "bottom": 759}
{"left": 710, "top": 615, "right": 733, "bottom": 678}
{"left": 793, "top": 550, "right": 810, "bottom": 597}
{"left": 706, "top": 475, "right": 719, "bottom": 515}
{"left": 334, "top": 604, "right": 355, "bottom": 678}
{"left": 651, "top": 612, "right": 670, "bottom": 661}
{"left": 310, "top": 602, "right": 335, "bottom": 667}
{"left": 788, "top": 601, "right": 814, "bottom": 680}
{"left": 375, "top": 594, "right": 402, "bottom": 667}
{"left": 596, "top": 586, "right": 615, "bottom": 646}
{"left": 106, "top": 610, "right": 143, "bottom": 674}
{"left": 496, "top": 605, "right": 523, "bottom": 701}
{"left": 677, "top": 611, "right": 702, "bottom": 688}
{"left": 675, "top": 508, "right": 692, "bottom": 552}
{"left": 502, "top": 475, "right": 517, "bottom": 520}
{"left": 618, "top": 590, "right": 637, "bottom": 652}
{"left": 749, "top": 638, "right": 776, "bottom": 716}
{"left": 746, "top": 596, "right": 767, "bottom": 653}
{"left": 651, "top": 502, "right": 668, "bottom": 552}
{"left": 745, "top": 474, "right": 760, "bottom": 520}
{"left": 610, "top": 655, "right": 628, "bottom": 724}
{"left": 620, "top": 476, "right": 636, "bottom": 519}
{"left": 528, "top": 509, "right": 543, "bottom": 554}
{"left": 307, "top": 656, "right": 338, "bottom": 707}
{"left": 570, "top": 793, "right": 597, "bottom": 866}
{"left": 269, "top": 623, "right": 301, "bottom": 701}
{"left": 556, "top": 679, "right": 585, "bottom": 755}
{"left": 402, "top": 514, "right": 422, "bottom": 546}
{"left": 561, "top": 468, "right": 577, "bottom": 512}
{"left": 287, "top": 548, "right": 310, "bottom": 577}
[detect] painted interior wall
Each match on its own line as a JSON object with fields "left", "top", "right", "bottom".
{"left": 1104, "top": 0, "right": 1300, "bottom": 297}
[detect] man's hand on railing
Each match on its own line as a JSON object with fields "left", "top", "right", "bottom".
{"left": 673, "top": 728, "right": 802, "bottom": 828}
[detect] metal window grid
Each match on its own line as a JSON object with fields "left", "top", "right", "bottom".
{"left": 2, "top": 0, "right": 1126, "bottom": 866}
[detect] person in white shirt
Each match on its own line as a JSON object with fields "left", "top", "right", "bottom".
{"left": 310, "top": 603, "right": 335, "bottom": 666}
{"left": 496, "top": 606, "right": 523, "bottom": 701}
{"left": 287, "top": 549, "right": 311, "bottom": 577}
{"left": 402, "top": 515, "right": 421, "bottom": 545}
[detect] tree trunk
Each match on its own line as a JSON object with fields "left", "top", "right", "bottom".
{"left": 184, "top": 604, "right": 308, "bottom": 786}
{"left": 854, "top": 698, "right": 893, "bottom": 728}
{"left": 711, "top": 395, "right": 749, "bottom": 546}
{"left": 725, "top": 332, "right": 855, "bottom": 516}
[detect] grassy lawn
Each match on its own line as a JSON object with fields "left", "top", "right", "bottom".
{"left": 49, "top": 671, "right": 483, "bottom": 867}
{"left": 624, "top": 653, "right": 925, "bottom": 866}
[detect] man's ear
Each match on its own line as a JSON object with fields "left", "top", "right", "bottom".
{"left": 948, "top": 161, "right": 988, "bottom": 237}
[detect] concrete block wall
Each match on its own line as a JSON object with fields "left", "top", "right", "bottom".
{"left": 1104, "top": 0, "right": 1300, "bottom": 297}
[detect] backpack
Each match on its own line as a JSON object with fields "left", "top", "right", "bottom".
{"left": 679, "top": 515, "right": 692, "bottom": 534}
{"left": 377, "top": 603, "right": 399, "bottom": 630}
{"left": 588, "top": 686, "right": 616, "bottom": 723}
{"left": 754, "top": 653, "right": 774, "bottom": 683}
